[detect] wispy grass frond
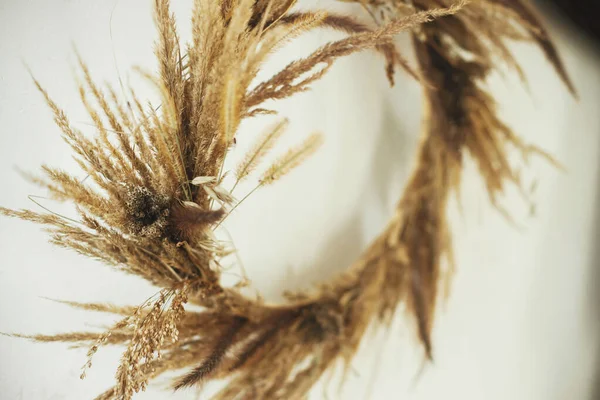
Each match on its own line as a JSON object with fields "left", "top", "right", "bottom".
{"left": 234, "top": 118, "right": 289, "bottom": 186}
{"left": 260, "top": 132, "right": 324, "bottom": 185}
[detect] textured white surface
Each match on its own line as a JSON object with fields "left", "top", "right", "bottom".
{"left": 0, "top": 1, "right": 599, "bottom": 399}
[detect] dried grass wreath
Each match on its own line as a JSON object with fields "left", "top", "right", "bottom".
{"left": 1, "top": 0, "right": 575, "bottom": 398}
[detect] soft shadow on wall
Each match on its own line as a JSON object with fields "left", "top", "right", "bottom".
{"left": 541, "top": 0, "right": 600, "bottom": 47}
{"left": 541, "top": 0, "right": 600, "bottom": 397}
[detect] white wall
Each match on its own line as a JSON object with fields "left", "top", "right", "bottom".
{"left": 0, "top": 1, "right": 598, "bottom": 399}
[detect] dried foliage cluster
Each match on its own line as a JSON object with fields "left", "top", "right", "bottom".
{"left": 1, "top": 0, "right": 574, "bottom": 399}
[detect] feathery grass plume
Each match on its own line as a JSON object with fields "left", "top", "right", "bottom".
{"left": 245, "top": 1, "right": 466, "bottom": 110}
{"left": 0, "top": 0, "right": 574, "bottom": 398}
{"left": 260, "top": 132, "right": 324, "bottom": 185}
{"left": 280, "top": 12, "right": 419, "bottom": 83}
{"left": 234, "top": 118, "right": 289, "bottom": 187}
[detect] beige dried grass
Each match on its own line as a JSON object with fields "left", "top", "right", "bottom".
{"left": 0, "top": 0, "right": 574, "bottom": 398}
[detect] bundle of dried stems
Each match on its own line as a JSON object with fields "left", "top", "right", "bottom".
{"left": 0, "top": 0, "right": 574, "bottom": 398}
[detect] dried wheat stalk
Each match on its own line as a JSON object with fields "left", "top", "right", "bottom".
{"left": 0, "top": 0, "right": 574, "bottom": 399}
